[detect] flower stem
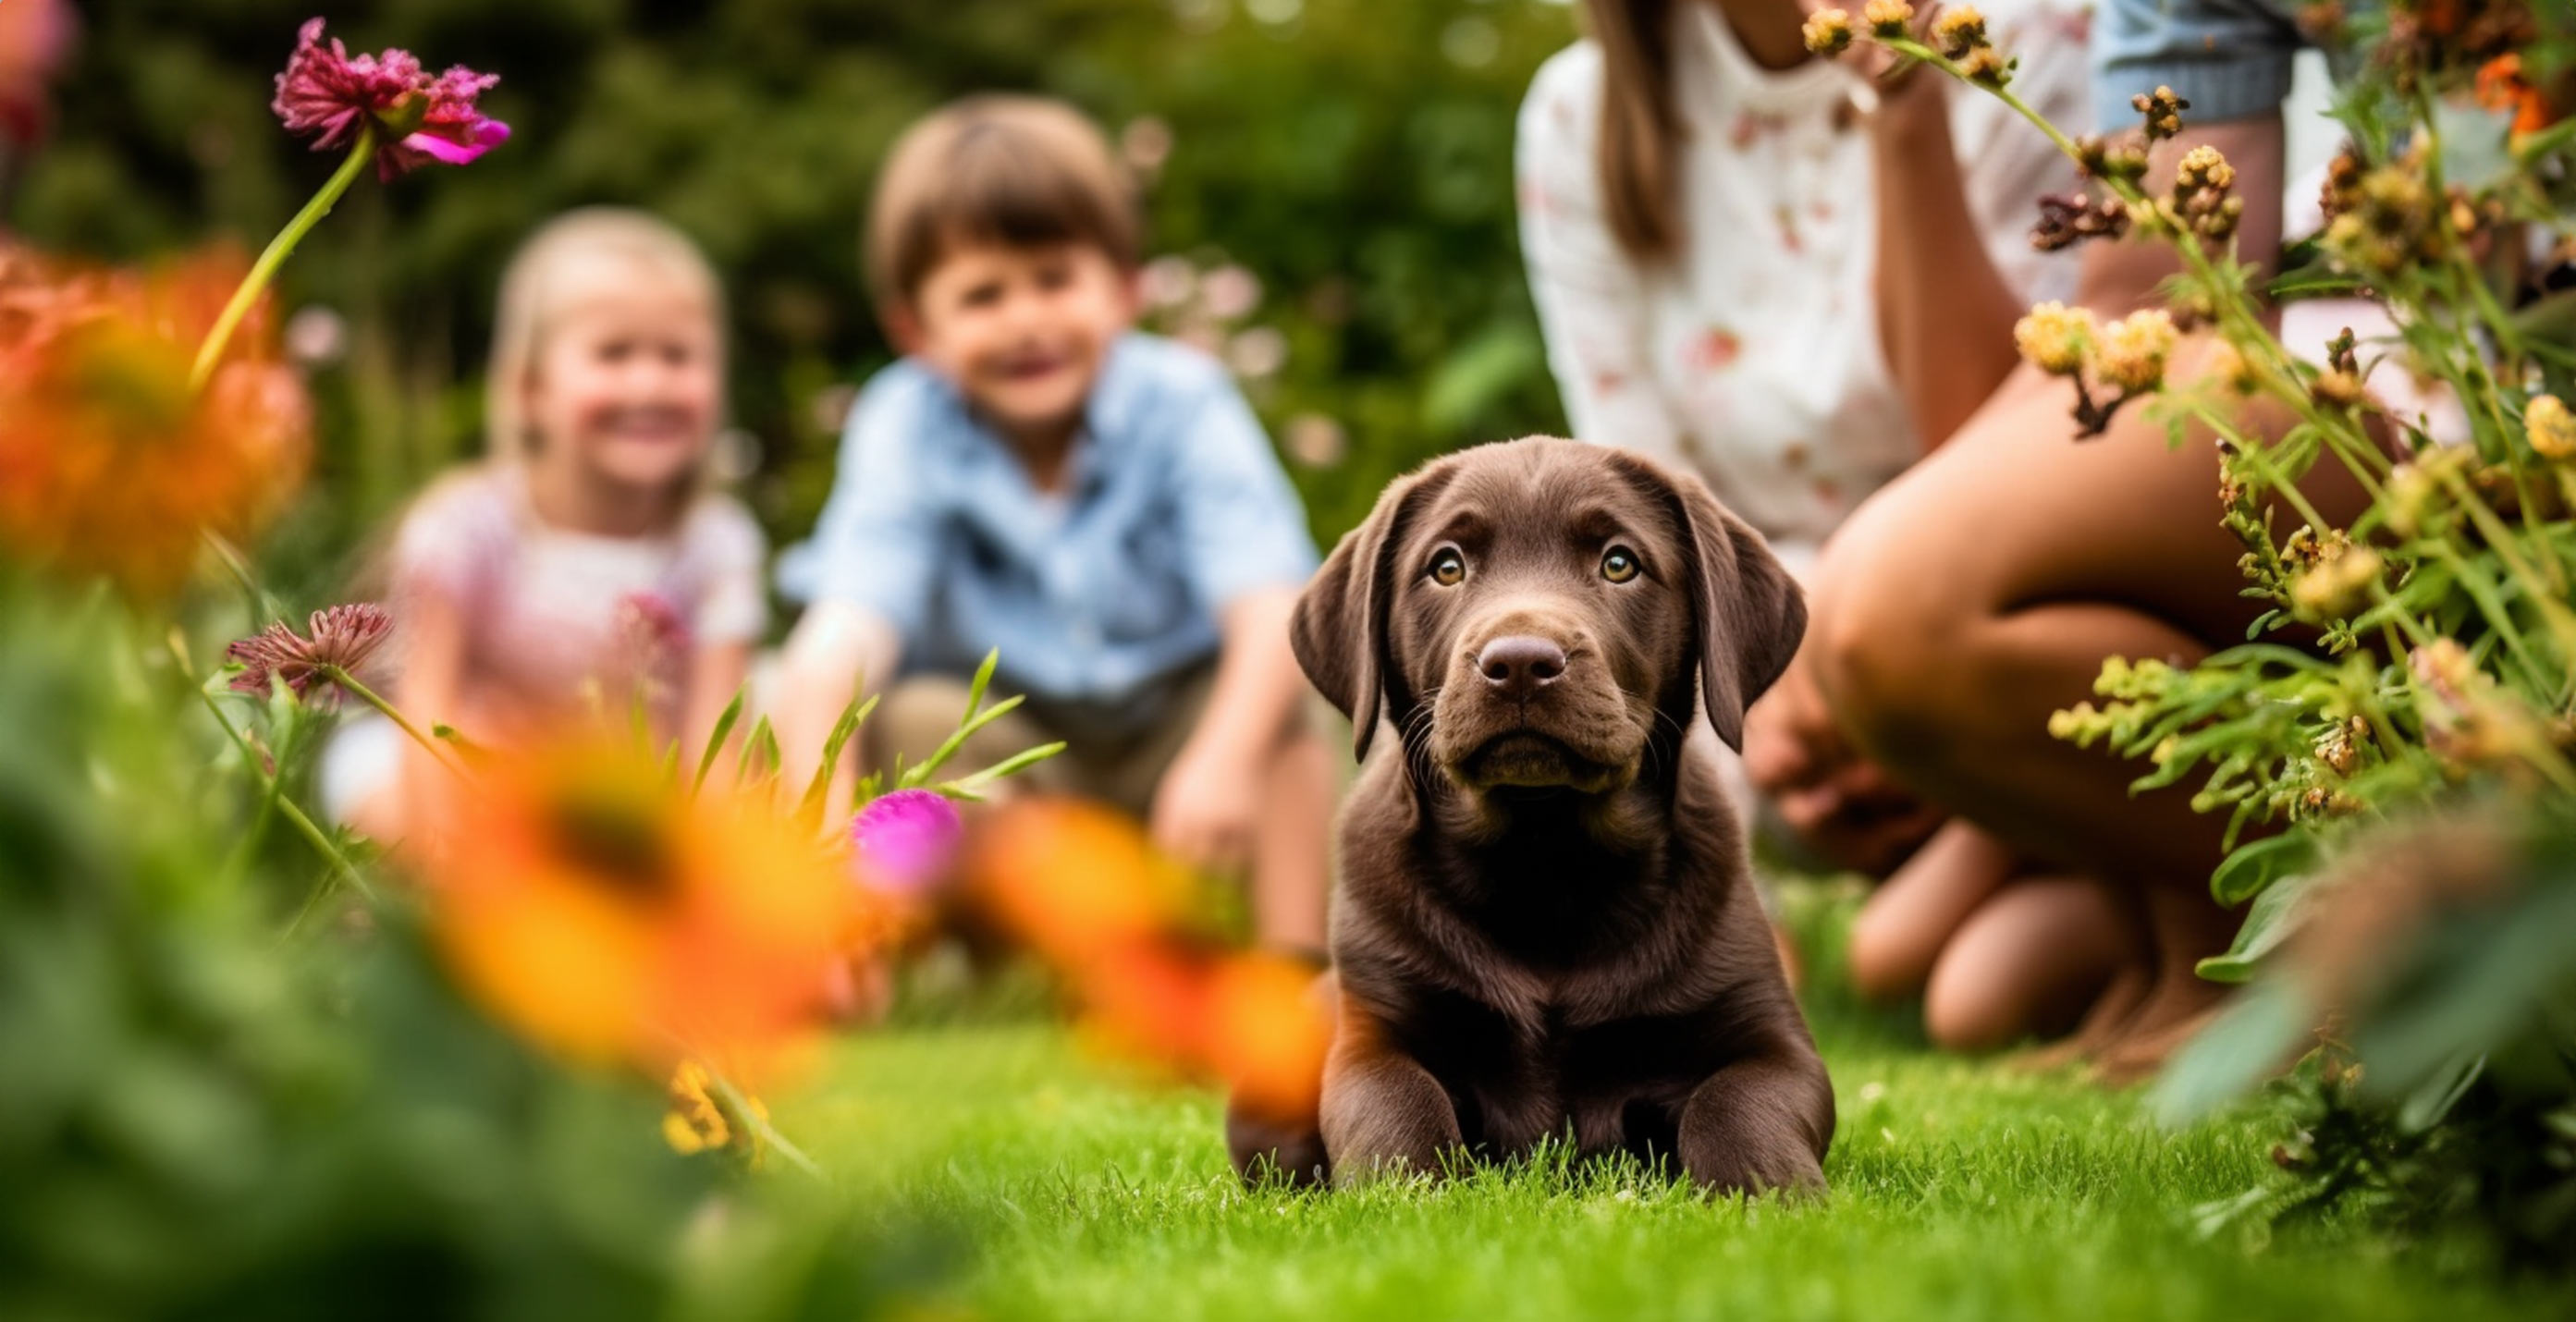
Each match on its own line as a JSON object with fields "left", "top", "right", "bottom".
{"left": 190, "top": 127, "right": 374, "bottom": 394}
{"left": 192, "top": 680, "right": 373, "bottom": 905}
{"left": 320, "top": 664, "right": 472, "bottom": 781}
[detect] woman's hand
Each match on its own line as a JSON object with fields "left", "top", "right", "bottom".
{"left": 1743, "top": 655, "right": 1944, "bottom": 876}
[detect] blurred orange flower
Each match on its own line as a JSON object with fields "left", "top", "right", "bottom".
{"left": 966, "top": 797, "right": 1196, "bottom": 969}
{"left": 968, "top": 799, "right": 1329, "bottom": 1120}
{"left": 426, "top": 744, "right": 855, "bottom": 1078}
{"left": 0, "top": 245, "right": 308, "bottom": 596}
{"left": 2475, "top": 53, "right": 2560, "bottom": 139}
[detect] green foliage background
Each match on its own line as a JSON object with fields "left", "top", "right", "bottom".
{"left": 11, "top": 0, "right": 1578, "bottom": 600}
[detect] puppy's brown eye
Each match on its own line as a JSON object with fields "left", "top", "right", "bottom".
{"left": 1601, "top": 546, "right": 1641, "bottom": 583}
{"left": 1429, "top": 548, "right": 1467, "bottom": 586}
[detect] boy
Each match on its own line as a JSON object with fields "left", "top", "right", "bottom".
{"left": 774, "top": 95, "right": 1331, "bottom": 953}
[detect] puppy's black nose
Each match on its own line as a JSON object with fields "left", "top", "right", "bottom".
{"left": 1477, "top": 635, "right": 1567, "bottom": 697}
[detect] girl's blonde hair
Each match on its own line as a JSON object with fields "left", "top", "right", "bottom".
{"left": 1581, "top": 0, "right": 1685, "bottom": 263}
{"left": 485, "top": 207, "right": 728, "bottom": 467}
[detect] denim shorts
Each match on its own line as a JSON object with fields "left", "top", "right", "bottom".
{"left": 2091, "top": 0, "right": 2352, "bottom": 129}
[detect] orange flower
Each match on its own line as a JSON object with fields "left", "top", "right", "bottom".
{"left": 426, "top": 743, "right": 854, "bottom": 1077}
{"left": 0, "top": 245, "right": 308, "bottom": 596}
{"left": 2476, "top": 54, "right": 2558, "bottom": 138}
{"left": 966, "top": 799, "right": 1330, "bottom": 1118}
{"left": 965, "top": 798, "right": 1196, "bottom": 969}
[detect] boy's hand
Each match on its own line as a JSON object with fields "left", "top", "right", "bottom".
{"left": 1151, "top": 739, "right": 1264, "bottom": 877}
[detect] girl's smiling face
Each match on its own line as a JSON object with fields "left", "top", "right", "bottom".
{"left": 523, "top": 289, "right": 722, "bottom": 497}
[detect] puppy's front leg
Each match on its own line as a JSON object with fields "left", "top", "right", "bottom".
{"left": 1677, "top": 1043, "right": 1834, "bottom": 1196}
{"left": 1320, "top": 1007, "right": 1462, "bottom": 1185}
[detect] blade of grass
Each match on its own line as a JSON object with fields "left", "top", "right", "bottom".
{"left": 795, "top": 686, "right": 878, "bottom": 830}
{"left": 691, "top": 690, "right": 745, "bottom": 797}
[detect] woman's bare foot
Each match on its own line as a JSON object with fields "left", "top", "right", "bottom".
{"left": 1920, "top": 874, "right": 2140, "bottom": 1054}
{"left": 2083, "top": 884, "right": 2239, "bottom": 1083}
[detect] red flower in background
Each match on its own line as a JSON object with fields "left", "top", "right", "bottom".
{"left": 271, "top": 18, "right": 509, "bottom": 180}
{"left": 227, "top": 604, "right": 394, "bottom": 704}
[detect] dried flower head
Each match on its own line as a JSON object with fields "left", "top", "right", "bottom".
{"left": 1802, "top": 7, "right": 1857, "bottom": 55}
{"left": 2526, "top": 393, "right": 2576, "bottom": 462}
{"left": 2094, "top": 309, "right": 2178, "bottom": 393}
{"left": 2014, "top": 301, "right": 2097, "bottom": 376}
{"left": 2324, "top": 162, "right": 2435, "bottom": 277}
{"left": 2074, "top": 134, "right": 2151, "bottom": 182}
{"left": 1932, "top": 6, "right": 1989, "bottom": 58}
{"left": 2202, "top": 341, "right": 2258, "bottom": 396}
{"left": 2309, "top": 368, "right": 2366, "bottom": 410}
{"left": 1957, "top": 43, "right": 2013, "bottom": 88}
{"left": 2289, "top": 540, "right": 2384, "bottom": 620}
{"left": 2032, "top": 190, "right": 2130, "bottom": 251}
{"left": 2133, "top": 85, "right": 2190, "bottom": 141}
{"left": 227, "top": 603, "right": 394, "bottom": 704}
{"left": 1862, "top": 0, "right": 1916, "bottom": 39}
{"left": 272, "top": 18, "right": 510, "bottom": 180}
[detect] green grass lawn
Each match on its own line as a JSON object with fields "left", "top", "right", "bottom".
{"left": 779, "top": 935, "right": 2576, "bottom": 1322}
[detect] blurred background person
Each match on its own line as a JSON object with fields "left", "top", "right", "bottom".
{"left": 772, "top": 96, "right": 1333, "bottom": 957}
{"left": 325, "top": 209, "right": 765, "bottom": 842}
{"left": 0, "top": 0, "right": 74, "bottom": 216}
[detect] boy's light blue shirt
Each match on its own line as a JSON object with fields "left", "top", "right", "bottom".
{"left": 778, "top": 332, "right": 1319, "bottom": 720}
{"left": 2093, "top": 0, "right": 2363, "bottom": 130}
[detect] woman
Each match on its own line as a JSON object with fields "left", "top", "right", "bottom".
{"left": 1517, "top": 0, "right": 2135, "bottom": 1055}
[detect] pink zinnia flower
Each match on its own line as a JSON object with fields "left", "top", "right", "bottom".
{"left": 850, "top": 790, "right": 965, "bottom": 896}
{"left": 270, "top": 18, "right": 509, "bottom": 181}
{"left": 227, "top": 603, "right": 393, "bottom": 704}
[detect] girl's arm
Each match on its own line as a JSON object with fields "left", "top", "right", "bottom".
{"left": 1516, "top": 56, "right": 1687, "bottom": 458}
{"left": 1865, "top": 73, "right": 2030, "bottom": 450}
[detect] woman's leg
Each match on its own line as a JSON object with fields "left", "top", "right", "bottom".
{"left": 1808, "top": 356, "right": 2369, "bottom": 1057}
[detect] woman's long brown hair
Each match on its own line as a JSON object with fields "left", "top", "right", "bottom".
{"left": 1581, "top": 0, "right": 1683, "bottom": 262}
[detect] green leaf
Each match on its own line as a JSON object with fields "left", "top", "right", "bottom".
{"left": 2150, "top": 978, "right": 2313, "bottom": 1125}
{"left": 690, "top": 690, "right": 745, "bottom": 797}
{"left": 794, "top": 687, "right": 878, "bottom": 832}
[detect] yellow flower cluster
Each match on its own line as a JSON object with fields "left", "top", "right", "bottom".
{"left": 1801, "top": 7, "right": 1856, "bottom": 55}
{"left": 2095, "top": 309, "right": 2177, "bottom": 393}
{"left": 2014, "top": 301, "right": 2095, "bottom": 377}
{"left": 2527, "top": 393, "right": 2576, "bottom": 461}
{"left": 1862, "top": 0, "right": 1915, "bottom": 39}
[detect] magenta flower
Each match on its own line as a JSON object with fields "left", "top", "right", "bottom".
{"left": 850, "top": 790, "right": 965, "bottom": 896}
{"left": 227, "top": 603, "right": 394, "bottom": 704}
{"left": 616, "top": 591, "right": 692, "bottom": 677}
{"left": 271, "top": 18, "right": 509, "bottom": 181}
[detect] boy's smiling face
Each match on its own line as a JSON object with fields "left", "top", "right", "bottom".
{"left": 898, "top": 239, "right": 1137, "bottom": 451}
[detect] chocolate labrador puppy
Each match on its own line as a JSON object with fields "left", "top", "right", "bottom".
{"left": 1226, "top": 437, "right": 1833, "bottom": 1193}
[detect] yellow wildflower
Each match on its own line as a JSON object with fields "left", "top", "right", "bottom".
{"left": 1862, "top": 0, "right": 1915, "bottom": 38}
{"left": 1932, "top": 5, "right": 1987, "bottom": 57}
{"left": 1802, "top": 7, "right": 1856, "bottom": 55}
{"left": 2095, "top": 309, "right": 2178, "bottom": 393}
{"left": 2014, "top": 301, "right": 2096, "bottom": 376}
{"left": 2526, "top": 393, "right": 2576, "bottom": 461}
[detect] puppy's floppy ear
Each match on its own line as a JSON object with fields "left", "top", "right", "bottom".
{"left": 1292, "top": 459, "right": 1451, "bottom": 762}
{"left": 1612, "top": 452, "right": 1806, "bottom": 753}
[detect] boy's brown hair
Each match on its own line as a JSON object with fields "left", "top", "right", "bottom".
{"left": 866, "top": 94, "right": 1140, "bottom": 306}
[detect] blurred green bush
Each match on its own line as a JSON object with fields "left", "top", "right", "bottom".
{"left": 11, "top": 0, "right": 1576, "bottom": 600}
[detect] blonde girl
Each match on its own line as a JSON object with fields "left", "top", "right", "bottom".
{"left": 325, "top": 208, "right": 766, "bottom": 838}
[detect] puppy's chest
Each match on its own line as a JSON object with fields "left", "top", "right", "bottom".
{"left": 1393, "top": 982, "right": 1729, "bottom": 1156}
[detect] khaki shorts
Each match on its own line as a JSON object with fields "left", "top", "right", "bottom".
{"left": 865, "top": 665, "right": 1219, "bottom": 820}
